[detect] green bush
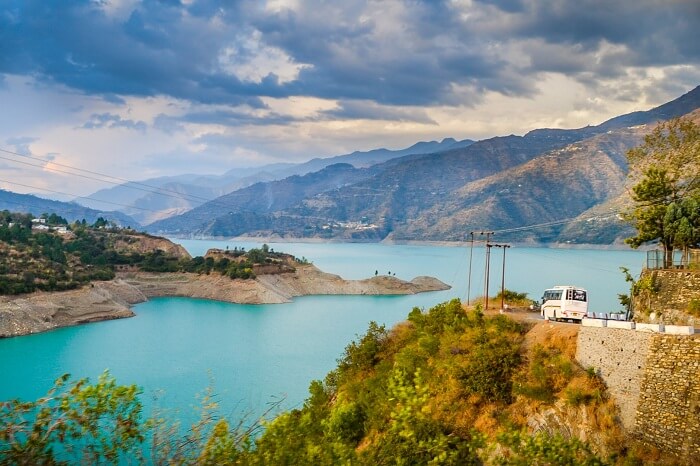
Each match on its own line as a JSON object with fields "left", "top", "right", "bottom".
{"left": 496, "top": 430, "right": 607, "bottom": 465}
{"left": 0, "top": 372, "right": 145, "bottom": 464}
{"left": 459, "top": 333, "right": 521, "bottom": 403}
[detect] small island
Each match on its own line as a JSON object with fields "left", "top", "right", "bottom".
{"left": 0, "top": 213, "right": 449, "bottom": 338}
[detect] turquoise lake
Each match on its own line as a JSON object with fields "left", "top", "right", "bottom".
{"left": 0, "top": 241, "right": 645, "bottom": 427}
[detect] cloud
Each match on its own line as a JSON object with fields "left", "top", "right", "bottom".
{"left": 81, "top": 113, "right": 147, "bottom": 131}
{"left": 323, "top": 100, "right": 437, "bottom": 124}
{"left": 1, "top": 0, "right": 695, "bottom": 111}
{"left": 5, "top": 136, "right": 41, "bottom": 159}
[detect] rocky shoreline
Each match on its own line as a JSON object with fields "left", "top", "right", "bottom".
{"left": 0, "top": 264, "right": 450, "bottom": 338}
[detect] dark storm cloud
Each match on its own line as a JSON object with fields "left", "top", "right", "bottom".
{"left": 494, "top": 0, "right": 700, "bottom": 70}
{"left": 0, "top": 0, "right": 698, "bottom": 115}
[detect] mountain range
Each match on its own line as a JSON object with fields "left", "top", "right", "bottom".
{"left": 79, "top": 138, "right": 473, "bottom": 225}
{"left": 0, "top": 190, "right": 138, "bottom": 227}
{"left": 145, "top": 85, "right": 700, "bottom": 244}
{"left": 5, "top": 85, "right": 700, "bottom": 244}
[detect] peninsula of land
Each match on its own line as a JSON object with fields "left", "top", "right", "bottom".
{"left": 0, "top": 216, "right": 449, "bottom": 338}
{"left": 0, "top": 264, "right": 449, "bottom": 338}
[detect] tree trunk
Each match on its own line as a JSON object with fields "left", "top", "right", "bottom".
{"left": 664, "top": 245, "right": 674, "bottom": 269}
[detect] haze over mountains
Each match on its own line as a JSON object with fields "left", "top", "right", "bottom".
{"left": 80, "top": 138, "right": 473, "bottom": 225}
{"left": 0, "top": 189, "right": 138, "bottom": 227}
{"left": 4, "top": 85, "right": 699, "bottom": 244}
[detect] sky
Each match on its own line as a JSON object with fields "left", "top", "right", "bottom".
{"left": 0, "top": 0, "right": 699, "bottom": 198}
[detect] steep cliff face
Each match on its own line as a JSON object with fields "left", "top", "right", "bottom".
{"left": 515, "top": 321, "right": 626, "bottom": 459}
{"left": 526, "top": 398, "right": 623, "bottom": 458}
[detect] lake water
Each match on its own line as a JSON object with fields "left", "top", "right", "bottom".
{"left": 0, "top": 241, "right": 644, "bottom": 428}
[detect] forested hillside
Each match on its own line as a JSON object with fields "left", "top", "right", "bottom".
{"left": 0, "top": 211, "right": 300, "bottom": 295}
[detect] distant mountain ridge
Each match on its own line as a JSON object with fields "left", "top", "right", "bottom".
{"left": 147, "top": 85, "right": 700, "bottom": 244}
{"left": 80, "top": 138, "right": 473, "bottom": 225}
{"left": 0, "top": 190, "right": 139, "bottom": 227}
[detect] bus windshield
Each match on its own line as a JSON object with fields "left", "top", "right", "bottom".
{"left": 543, "top": 290, "right": 563, "bottom": 301}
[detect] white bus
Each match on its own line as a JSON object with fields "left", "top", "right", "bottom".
{"left": 540, "top": 285, "right": 588, "bottom": 322}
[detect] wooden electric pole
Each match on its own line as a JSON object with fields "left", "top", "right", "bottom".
{"left": 492, "top": 243, "right": 511, "bottom": 311}
{"left": 482, "top": 231, "right": 494, "bottom": 310}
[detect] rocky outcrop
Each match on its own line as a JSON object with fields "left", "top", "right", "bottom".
{"left": 0, "top": 265, "right": 450, "bottom": 338}
{"left": 0, "top": 280, "right": 145, "bottom": 338}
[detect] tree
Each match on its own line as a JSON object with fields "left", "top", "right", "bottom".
{"left": 664, "top": 196, "right": 700, "bottom": 264}
{"left": 625, "top": 117, "right": 700, "bottom": 267}
{"left": 0, "top": 371, "right": 145, "bottom": 464}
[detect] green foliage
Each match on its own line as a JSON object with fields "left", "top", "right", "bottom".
{"left": 139, "top": 250, "right": 181, "bottom": 272}
{"left": 362, "top": 368, "right": 484, "bottom": 466}
{"left": 459, "top": 331, "right": 521, "bottom": 403}
{"left": 0, "top": 300, "right": 622, "bottom": 464}
{"left": 324, "top": 401, "right": 366, "bottom": 445}
{"left": 688, "top": 299, "right": 700, "bottom": 317}
{"left": 197, "top": 419, "right": 247, "bottom": 465}
{"left": 494, "top": 289, "right": 529, "bottom": 304}
{"left": 336, "top": 321, "right": 388, "bottom": 381}
{"left": 0, "top": 371, "right": 144, "bottom": 465}
{"left": 496, "top": 430, "right": 607, "bottom": 465}
{"left": 625, "top": 117, "right": 700, "bottom": 261}
{"left": 515, "top": 344, "right": 576, "bottom": 403}
{"left": 408, "top": 299, "right": 471, "bottom": 335}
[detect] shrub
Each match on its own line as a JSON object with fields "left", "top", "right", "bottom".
{"left": 496, "top": 429, "right": 607, "bottom": 465}
{"left": 459, "top": 333, "right": 521, "bottom": 403}
{"left": 0, "top": 372, "right": 145, "bottom": 464}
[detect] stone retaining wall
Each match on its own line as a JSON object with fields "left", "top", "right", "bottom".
{"left": 633, "top": 269, "right": 700, "bottom": 326}
{"left": 576, "top": 327, "right": 700, "bottom": 462}
{"left": 576, "top": 326, "right": 652, "bottom": 430}
{"left": 634, "top": 335, "right": 700, "bottom": 463}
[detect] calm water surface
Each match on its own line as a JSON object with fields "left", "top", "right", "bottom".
{"left": 0, "top": 241, "right": 644, "bottom": 426}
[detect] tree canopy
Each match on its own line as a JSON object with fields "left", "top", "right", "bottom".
{"left": 625, "top": 117, "right": 700, "bottom": 265}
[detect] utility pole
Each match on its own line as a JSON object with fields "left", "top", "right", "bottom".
{"left": 482, "top": 231, "right": 494, "bottom": 310}
{"left": 467, "top": 231, "right": 474, "bottom": 305}
{"left": 492, "top": 244, "right": 511, "bottom": 311}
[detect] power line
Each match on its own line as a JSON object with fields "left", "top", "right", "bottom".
{"left": 489, "top": 211, "right": 626, "bottom": 235}
{"left": 0, "top": 178, "right": 161, "bottom": 214}
{"left": 0, "top": 194, "right": 130, "bottom": 221}
{"left": 0, "top": 147, "right": 636, "bottom": 235}
{"left": 0, "top": 147, "right": 218, "bottom": 205}
{"left": 0, "top": 147, "right": 263, "bottom": 221}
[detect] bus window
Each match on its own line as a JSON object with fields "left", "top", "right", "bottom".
{"left": 543, "top": 290, "right": 563, "bottom": 301}
{"left": 573, "top": 290, "right": 586, "bottom": 301}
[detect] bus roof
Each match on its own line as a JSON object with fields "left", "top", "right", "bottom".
{"left": 546, "top": 285, "right": 587, "bottom": 291}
